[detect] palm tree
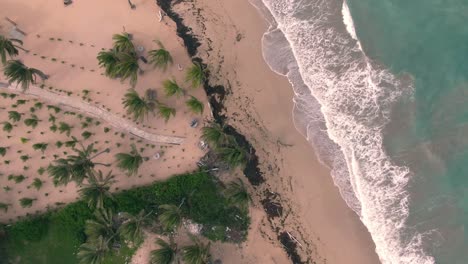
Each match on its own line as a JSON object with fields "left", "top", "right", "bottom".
{"left": 8, "top": 111, "right": 21, "bottom": 122}
{"left": 163, "top": 79, "right": 184, "bottom": 97}
{"left": 97, "top": 49, "right": 119, "bottom": 77}
{"left": 216, "top": 144, "right": 248, "bottom": 168}
{"left": 112, "top": 33, "right": 135, "bottom": 53}
{"left": 3, "top": 60, "right": 45, "bottom": 91}
{"left": 24, "top": 114, "right": 40, "bottom": 128}
{"left": 119, "top": 210, "right": 151, "bottom": 244}
{"left": 201, "top": 122, "right": 233, "bottom": 149}
{"left": 0, "top": 35, "right": 24, "bottom": 64}
{"left": 115, "top": 144, "right": 143, "bottom": 176}
{"left": 156, "top": 103, "right": 176, "bottom": 122}
{"left": 85, "top": 208, "right": 118, "bottom": 244}
{"left": 182, "top": 237, "right": 211, "bottom": 264}
{"left": 185, "top": 62, "right": 205, "bottom": 88}
{"left": 225, "top": 179, "right": 251, "bottom": 210}
{"left": 158, "top": 204, "right": 182, "bottom": 232}
{"left": 114, "top": 52, "right": 139, "bottom": 87}
{"left": 123, "top": 89, "right": 154, "bottom": 121}
{"left": 77, "top": 236, "right": 109, "bottom": 264}
{"left": 149, "top": 41, "right": 173, "bottom": 70}
{"left": 0, "top": 203, "right": 10, "bottom": 212}
{"left": 79, "top": 170, "right": 115, "bottom": 209}
{"left": 150, "top": 238, "right": 177, "bottom": 264}
{"left": 48, "top": 144, "right": 110, "bottom": 185}
{"left": 186, "top": 96, "right": 204, "bottom": 114}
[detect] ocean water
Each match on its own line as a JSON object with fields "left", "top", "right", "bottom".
{"left": 249, "top": 0, "right": 468, "bottom": 263}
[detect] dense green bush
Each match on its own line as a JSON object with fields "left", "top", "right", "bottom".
{"left": 6, "top": 215, "right": 49, "bottom": 242}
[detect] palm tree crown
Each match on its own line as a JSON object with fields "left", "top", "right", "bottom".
{"left": 201, "top": 122, "right": 233, "bottom": 149}
{"left": 158, "top": 204, "right": 182, "bottom": 232}
{"left": 123, "top": 89, "right": 154, "bottom": 121}
{"left": 77, "top": 236, "right": 109, "bottom": 264}
{"left": 48, "top": 143, "right": 110, "bottom": 185}
{"left": 156, "top": 103, "right": 176, "bottom": 122}
{"left": 3, "top": 60, "right": 45, "bottom": 91}
{"left": 186, "top": 96, "right": 204, "bottom": 114}
{"left": 182, "top": 238, "right": 211, "bottom": 264}
{"left": 115, "top": 144, "right": 143, "bottom": 176}
{"left": 185, "top": 62, "right": 205, "bottom": 88}
{"left": 119, "top": 210, "right": 151, "bottom": 244}
{"left": 225, "top": 179, "right": 251, "bottom": 210}
{"left": 79, "top": 170, "right": 115, "bottom": 209}
{"left": 163, "top": 79, "right": 184, "bottom": 97}
{"left": 0, "top": 35, "right": 23, "bottom": 64}
{"left": 149, "top": 41, "right": 173, "bottom": 70}
{"left": 112, "top": 33, "right": 135, "bottom": 53}
{"left": 150, "top": 238, "right": 177, "bottom": 264}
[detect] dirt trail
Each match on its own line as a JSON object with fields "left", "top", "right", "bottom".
{"left": 0, "top": 81, "right": 185, "bottom": 145}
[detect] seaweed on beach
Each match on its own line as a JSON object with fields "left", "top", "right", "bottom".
{"left": 279, "top": 232, "right": 304, "bottom": 264}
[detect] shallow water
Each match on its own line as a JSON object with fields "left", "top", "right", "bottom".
{"left": 251, "top": 0, "right": 468, "bottom": 263}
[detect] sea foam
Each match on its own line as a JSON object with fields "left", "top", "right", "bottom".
{"left": 249, "top": 0, "right": 436, "bottom": 263}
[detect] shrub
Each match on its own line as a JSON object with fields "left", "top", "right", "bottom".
{"left": 32, "top": 178, "right": 43, "bottom": 190}
{"left": 19, "top": 198, "right": 36, "bottom": 208}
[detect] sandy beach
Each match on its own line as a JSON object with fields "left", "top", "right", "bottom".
{"left": 0, "top": 0, "right": 381, "bottom": 263}
{"left": 171, "top": 0, "right": 381, "bottom": 263}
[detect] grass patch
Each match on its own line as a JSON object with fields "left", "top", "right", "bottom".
{"left": 0, "top": 172, "right": 249, "bottom": 263}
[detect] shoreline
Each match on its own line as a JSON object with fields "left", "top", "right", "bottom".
{"left": 163, "top": 0, "right": 382, "bottom": 263}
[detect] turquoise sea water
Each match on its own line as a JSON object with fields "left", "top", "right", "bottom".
{"left": 347, "top": 1, "right": 468, "bottom": 263}
{"left": 254, "top": 0, "right": 467, "bottom": 262}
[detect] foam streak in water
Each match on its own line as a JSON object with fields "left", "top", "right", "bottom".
{"left": 250, "top": 0, "right": 435, "bottom": 263}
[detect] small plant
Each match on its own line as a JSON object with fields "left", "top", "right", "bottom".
{"left": 49, "top": 114, "right": 56, "bottom": 123}
{"left": 0, "top": 147, "right": 7, "bottom": 157}
{"left": 34, "top": 102, "right": 43, "bottom": 109}
{"left": 31, "top": 178, "right": 43, "bottom": 190}
{"left": 51, "top": 58, "right": 57, "bottom": 62}
{"left": 55, "top": 141, "right": 63, "bottom": 148}
{"left": 37, "top": 167, "right": 46, "bottom": 175}
{"left": 16, "top": 99, "right": 26, "bottom": 105}
{"left": 3, "top": 186, "right": 11, "bottom": 192}
{"left": 8, "top": 111, "right": 21, "bottom": 122}
{"left": 32, "top": 143, "right": 48, "bottom": 153}
{"left": 20, "top": 155, "right": 30, "bottom": 162}
{"left": 104, "top": 127, "right": 110, "bottom": 133}
{"left": 19, "top": 198, "right": 36, "bottom": 208}
{"left": 24, "top": 114, "right": 40, "bottom": 128}
{"left": 0, "top": 203, "right": 10, "bottom": 212}
{"left": 81, "top": 131, "right": 92, "bottom": 139}
{"left": 3, "top": 122, "right": 13, "bottom": 133}
{"left": 4, "top": 160, "right": 10, "bottom": 165}
{"left": 47, "top": 105, "right": 61, "bottom": 113}
{"left": 50, "top": 124, "right": 58, "bottom": 132}
{"left": 65, "top": 137, "right": 78, "bottom": 148}
{"left": 58, "top": 122, "right": 73, "bottom": 136}
{"left": 9, "top": 174, "right": 26, "bottom": 183}
{"left": 20, "top": 137, "right": 29, "bottom": 144}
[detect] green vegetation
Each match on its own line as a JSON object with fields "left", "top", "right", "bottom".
{"left": 225, "top": 179, "right": 251, "bottom": 211}
{"left": 201, "top": 122, "right": 233, "bottom": 150}
{"left": 19, "top": 197, "right": 36, "bottom": 208}
{"left": 3, "top": 60, "right": 46, "bottom": 91}
{"left": 158, "top": 204, "right": 182, "bottom": 232}
{"left": 0, "top": 202, "right": 10, "bottom": 212}
{"left": 24, "top": 114, "right": 40, "bottom": 128}
{"left": 156, "top": 103, "right": 176, "bottom": 122}
{"left": 150, "top": 238, "right": 177, "bottom": 264}
{"left": 123, "top": 89, "right": 155, "bottom": 121}
{"left": 148, "top": 41, "right": 173, "bottom": 70}
{"left": 185, "top": 62, "right": 205, "bottom": 88}
{"left": 48, "top": 144, "right": 110, "bottom": 185}
{"left": 20, "top": 137, "right": 29, "bottom": 143}
{"left": 8, "top": 110, "right": 21, "bottom": 122}
{"left": 186, "top": 96, "right": 204, "bottom": 114}
{"left": 33, "top": 143, "right": 48, "bottom": 153}
{"left": 78, "top": 170, "right": 115, "bottom": 209}
{"left": 58, "top": 121, "right": 73, "bottom": 136}
{"left": 32, "top": 178, "right": 44, "bottom": 190}
{"left": 163, "top": 79, "right": 184, "bottom": 97}
{"left": 9, "top": 174, "right": 26, "bottom": 183}
{"left": 82, "top": 131, "right": 93, "bottom": 139}
{"left": 0, "top": 147, "right": 7, "bottom": 157}
{"left": 182, "top": 237, "right": 211, "bottom": 264}
{"left": 115, "top": 144, "right": 143, "bottom": 176}
{"left": 2, "top": 121, "right": 13, "bottom": 132}
{"left": 97, "top": 33, "right": 139, "bottom": 87}
{"left": 0, "top": 35, "right": 23, "bottom": 64}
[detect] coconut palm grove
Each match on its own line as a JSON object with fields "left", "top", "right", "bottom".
{"left": 0, "top": 4, "right": 254, "bottom": 264}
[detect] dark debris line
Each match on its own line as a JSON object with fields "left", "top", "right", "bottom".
{"left": 155, "top": 1, "right": 304, "bottom": 263}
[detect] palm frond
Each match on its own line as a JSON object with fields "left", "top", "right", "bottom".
{"left": 115, "top": 144, "right": 143, "bottom": 176}
{"left": 119, "top": 210, "right": 150, "bottom": 244}
{"left": 3, "top": 60, "right": 45, "bottom": 91}
{"left": 112, "top": 33, "right": 135, "bottom": 53}
{"left": 8, "top": 111, "right": 21, "bottom": 122}
{"left": 186, "top": 96, "right": 204, "bottom": 114}
{"left": 185, "top": 62, "right": 205, "bottom": 88}
{"left": 158, "top": 204, "right": 182, "bottom": 232}
{"left": 97, "top": 49, "right": 120, "bottom": 77}
{"left": 123, "top": 89, "right": 153, "bottom": 121}
{"left": 150, "top": 238, "right": 177, "bottom": 264}
{"left": 0, "top": 35, "right": 21, "bottom": 64}
{"left": 163, "top": 79, "right": 183, "bottom": 97}
{"left": 77, "top": 236, "right": 110, "bottom": 264}
{"left": 79, "top": 170, "right": 115, "bottom": 209}
{"left": 216, "top": 145, "right": 248, "bottom": 168}
{"left": 225, "top": 179, "right": 251, "bottom": 210}
{"left": 149, "top": 41, "right": 173, "bottom": 70}
{"left": 114, "top": 52, "right": 139, "bottom": 87}
{"left": 156, "top": 103, "right": 176, "bottom": 122}
{"left": 182, "top": 238, "right": 211, "bottom": 264}
{"left": 201, "top": 122, "right": 233, "bottom": 149}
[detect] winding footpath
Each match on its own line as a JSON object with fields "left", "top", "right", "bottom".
{"left": 0, "top": 81, "right": 185, "bottom": 145}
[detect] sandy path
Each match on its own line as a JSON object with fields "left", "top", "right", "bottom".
{"left": 0, "top": 81, "right": 184, "bottom": 145}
